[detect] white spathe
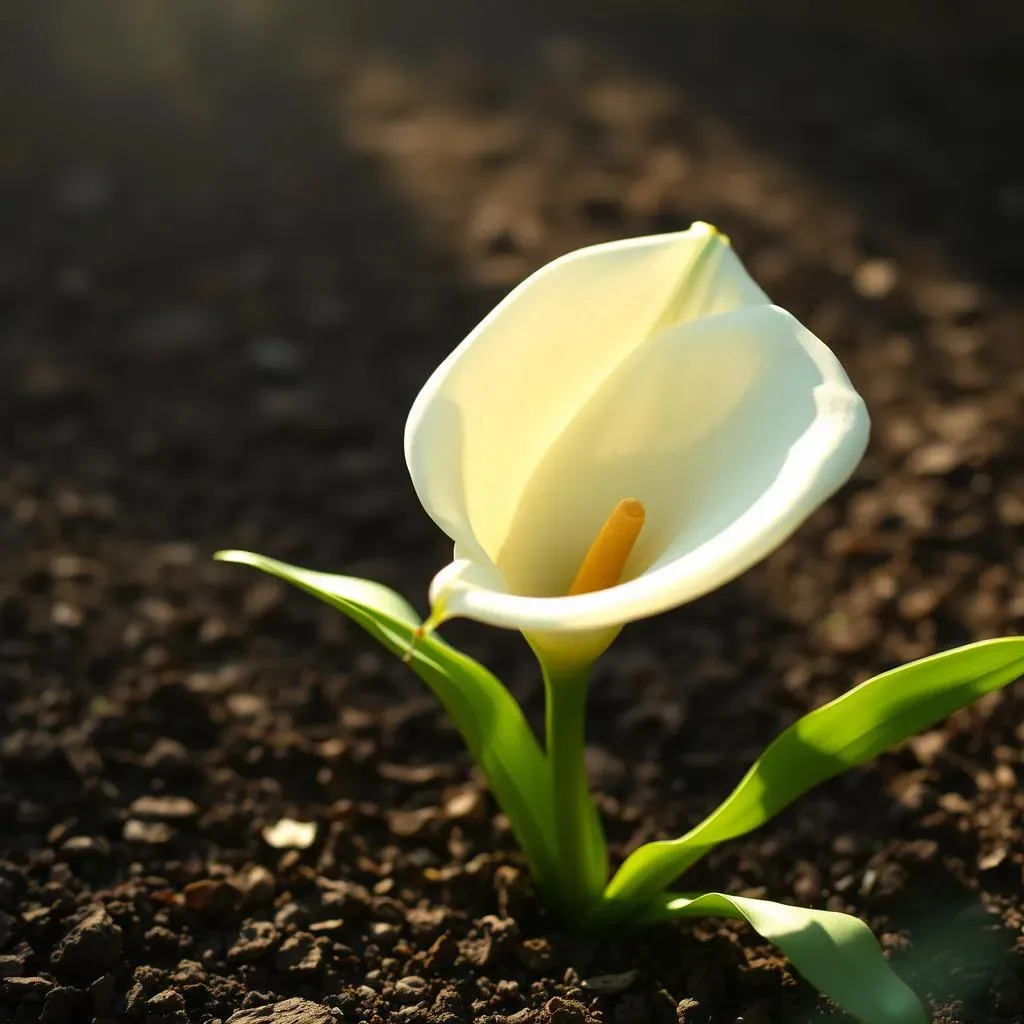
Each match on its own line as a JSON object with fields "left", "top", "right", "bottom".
{"left": 405, "top": 223, "right": 869, "bottom": 668}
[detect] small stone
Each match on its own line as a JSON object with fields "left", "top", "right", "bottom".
{"left": 3, "top": 976, "right": 53, "bottom": 1002}
{"left": 308, "top": 918, "right": 345, "bottom": 936}
{"left": 169, "top": 960, "right": 206, "bottom": 986}
{"left": 505, "top": 1011, "right": 538, "bottom": 1024}
{"left": 421, "top": 931, "right": 458, "bottom": 971}
{"left": 378, "top": 762, "right": 452, "bottom": 784}
{"left": 261, "top": 819, "right": 317, "bottom": 850}
{"left": 406, "top": 906, "right": 449, "bottom": 938}
{"left": 50, "top": 907, "right": 123, "bottom": 977}
{"left": 978, "top": 847, "right": 1008, "bottom": 871}
{"left": 0, "top": 953, "right": 25, "bottom": 977}
{"left": 227, "top": 921, "right": 278, "bottom": 963}
{"left": 225, "top": 996, "right": 336, "bottom": 1024}
{"left": 129, "top": 795, "right": 198, "bottom": 820}
{"left": 59, "top": 835, "right": 110, "bottom": 860}
{"left": 237, "top": 865, "right": 276, "bottom": 905}
{"left": 387, "top": 807, "right": 437, "bottom": 837}
{"left": 908, "top": 731, "right": 946, "bottom": 766}
{"left": 51, "top": 603, "right": 83, "bottom": 628}
{"left": 317, "top": 877, "right": 372, "bottom": 914}
{"left": 545, "top": 997, "right": 587, "bottom": 1024}
{"left": 443, "top": 789, "right": 482, "bottom": 819}
{"left": 124, "top": 820, "right": 175, "bottom": 844}
{"left": 183, "top": 879, "right": 240, "bottom": 914}
{"left": 392, "top": 976, "right": 428, "bottom": 1004}
{"left": 143, "top": 739, "right": 190, "bottom": 774}
{"left": 852, "top": 258, "right": 897, "bottom": 299}
{"left": 938, "top": 792, "right": 972, "bottom": 815}
{"left": 581, "top": 969, "right": 640, "bottom": 995}
{"left": 147, "top": 988, "right": 187, "bottom": 1015}
{"left": 517, "top": 937, "right": 554, "bottom": 971}
{"left": 460, "top": 914, "right": 520, "bottom": 967}
{"left": 40, "top": 985, "right": 84, "bottom": 1024}
{"left": 143, "top": 926, "right": 180, "bottom": 956}
{"left": 274, "top": 933, "right": 322, "bottom": 974}
{"left": 907, "top": 442, "right": 960, "bottom": 476}
{"left": 272, "top": 903, "right": 306, "bottom": 930}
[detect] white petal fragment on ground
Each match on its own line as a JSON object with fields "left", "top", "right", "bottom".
{"left": 261, "top": 818, "right": 318, "bottom": 849}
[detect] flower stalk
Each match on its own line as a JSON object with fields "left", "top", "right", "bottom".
{"left": 540, "top": 658, "right": 605, "bottom": 917}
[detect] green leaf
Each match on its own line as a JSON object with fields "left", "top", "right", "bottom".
{"left": 215, "top": 550, "right": 559, "bottom": 891}
{"left": 639, "top": 891, "right": 927, "bottom": 1024}
{"left": 602, "top": 637, "right": 1024, "bottom": 913}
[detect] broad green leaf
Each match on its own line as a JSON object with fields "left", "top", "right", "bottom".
{"left": 215, "top": 550, "right": 559, "bottom": 890}
{"left": 602, "top": 637, "right": 1024, "bottom": 912}
{"left": 639, "top": 892, "right": 927, "bottom": 1024}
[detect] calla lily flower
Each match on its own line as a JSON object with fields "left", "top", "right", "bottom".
{"left": 405, "top": 223, "right": 869, "bottom": 669}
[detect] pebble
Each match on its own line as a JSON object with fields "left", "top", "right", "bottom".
{"left": 274, "top": 933, "right": 322, "bottom": 974}
{"left": 225, "top": 996, "right": 337, "bottom": 1024}
{"left": 261, "top": 819, "right": 317, "bottom": 850}
{"left": 852, "top": 257, "right": 897, "bottom": 299}
{"left": 517, "top": 937, "right": 554, "bottom": 972}
{"left": 40, "top": 985, "right": 84, "bottom": 1024}
{"left": 0, "top": 952, "right": 26, "bottom": 977}
{"left": 130, "top": 795, "right": 198, "bottom": 820}
{"left": 227, "top": 921, "right": 279, "bottom": 963}
{"left": 387, "top": 807, "right": 437, "bottom": 837}
{"left": 183, "top": 878, "right": 241, "bottom": 914}
{"left": 143, "top": 738, "right": 190, "bottom": 774}
{"left": 123, "top": 820, "right": 175, "bottom": 844}
{"left": 460, "top": 915, "right": 520, "bottom": 968}
{"left": 59, "top": 835, "right": 110, "bottom": 860}
{"left": 392, "top": 975, "right": 428, "bottom": 1003}
{"left": 51, "top": 602, "right": 83, "bottom": 628}
{"left": 544, "top": 997, "right": 587, "bottom": 1024}
{"left": 421, "top": 931, "right": 459, "bottom": 971}
{"left": 50, "top": 907, "right": 123, "bottom": 977}
{"left": 308, "top": 918, "right": 345, "bottom": 936}
{"left": 3, "top": 975, "right": 53, "bottom": 1001}
{"left": 581, "top": 969, "right": 640, "bottom": 995}
{"left": 443, "top": 788, "right": 483, "bottom": 819}
{"left": 148, "top": 988, "right": 187, "bottom": 1015}
{"left": 237, "top": 865, "right": 276, "bottom": 905}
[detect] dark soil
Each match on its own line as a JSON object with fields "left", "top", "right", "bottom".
{"left": 2, "top": 2, "right": 1023, "bottom": 1022}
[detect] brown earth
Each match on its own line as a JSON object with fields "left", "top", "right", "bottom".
{"left": 1, "top": 2, "right": 1023, "bottom": 1022}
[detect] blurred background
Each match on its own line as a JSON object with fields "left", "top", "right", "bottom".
{"left": 1, "top": 1, "right": 1023, "bottom": 1022}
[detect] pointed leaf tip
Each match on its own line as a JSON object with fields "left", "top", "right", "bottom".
{"left": 643, "top": 892, "right": 928, "bottom": 1024}
{"left": 211, "top": 548, "right": 561, "bottom": 895}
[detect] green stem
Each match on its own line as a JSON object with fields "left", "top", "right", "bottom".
{"left": 542, "top": 661, "right": 607, "bottom": 918}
